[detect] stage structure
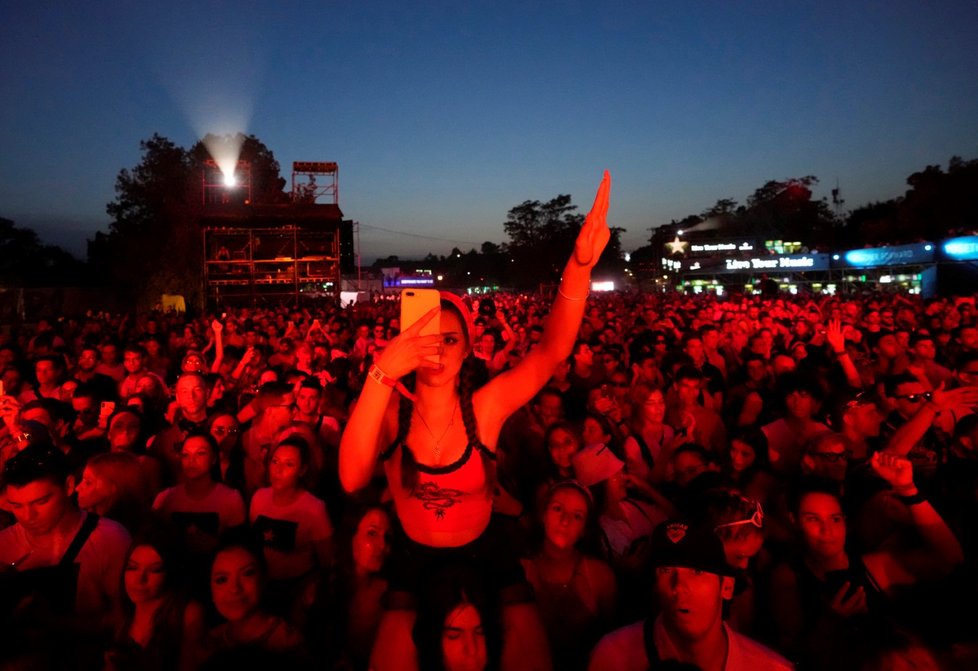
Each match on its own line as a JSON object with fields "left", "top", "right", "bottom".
{"left": 202, "top": 161, "right": 352, "bottom": 306}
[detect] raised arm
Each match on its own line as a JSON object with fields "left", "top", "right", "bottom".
{"left": 869, "top": 452, "right": 964, "bottom": 580}
{"left": 884, "top": 385, "right": 978, "bottom": 457}
{"left": 209, "top": 320, "right": 224, "bottom": 373}
{"left": 826, "top": 319, "right": 862, "bottom": 390}
{"left": 338, "top": 308, "right": 443, "bottom": 493}
{"left": 480, "top": 171, "right": 611, "bottom": 421}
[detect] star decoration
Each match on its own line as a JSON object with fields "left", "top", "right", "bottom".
{"left": 263, "top": 530, "right": 275, "bottom": 543}
{"left": 666, "top": 236, "right": 688, "bottom": 255}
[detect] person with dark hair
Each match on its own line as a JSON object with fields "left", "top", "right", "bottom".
{"left": 723, "top": 428, "right": 774, "bottom": 502}
{"left": 770, "top": 456, "right": 964, "bottom": 669}
{"left": 293, "top": 376, "right": 342, "bottom": 449}
{"left": 828, "top": 390, "right": 883, "bottom": 462}
{"left": 249, "top": 435, "right": 333, "bottom": 614}
{"left": 120, "top": 344, "right": 164, "bottom": 400}
{"left": 203, "top": 531, "right": 306, "bottom": 661}
{"left": 691, "top": 489, "right": 768, "bottom": 635}
{"left": 152, "top": 432, "right": 246, "bottom": 556}
{"left": 241, "top": 381, "right": 296, "bottom": 498}
{"left": 341, "top": 172, "right": 610, "bottom": 671}
{"left": 208, "top": 412, "right": 246, "bottom": 492}
{"left": 72, "top": 344, "right": 120, "bottom": 402}
{"left": 0, "top": 443, "right": 132, "bottom": 650}
{"left": 76, "top": 451, "right": 151, "bottom": 534}
{"left": 106, "top": 406, "right": 164, "bottom": 492}
{"left": 666, "top": 366, "right": 727, "bottom": 455}
{"left": 20, "top": 354, "right": 66, "bottom": 402}
{"left": 104, "top": 529, "right": 207, "bottom": 671}
{"left": 98, "top": 339, "right": 127, "bottom": 384}
{"left": 761, "top": 373, "right": 830, "bottom": 476}
{"left": 310, "top": 504, "right": 393, "bottom": 670}
{"left": 623, "top": 385, "right": 680, "bottom": 486}
{"left": 412, "top": 563, "right": 503, "bottom": 671}
{"left": 522, "top": 480, "right": 617, "bottom": 671}
{"left": 588, "top": 521, "right": 791, "bottom": 670}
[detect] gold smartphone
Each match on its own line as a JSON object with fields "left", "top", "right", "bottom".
{"left": 400, "top": 289, "right": 440, "bottom": 364}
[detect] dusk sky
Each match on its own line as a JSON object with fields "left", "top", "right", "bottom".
{"left": 2, "top": 1, "right": 977, "bottom": 261}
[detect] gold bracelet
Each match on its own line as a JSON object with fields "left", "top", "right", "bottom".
{"left": 558, "top": 287, "right": 589, "bottom": 301}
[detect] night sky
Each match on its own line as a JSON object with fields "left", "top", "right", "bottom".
{"left": 2, "top": 1, "right": 977, "bottom": 260}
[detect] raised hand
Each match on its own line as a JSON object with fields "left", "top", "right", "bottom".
{"left": 932, "top": 383, "right": 978, "bottom": 413}
{"left": 871, "top": 451, "right": 914, "bottom": 489}
{"left": 374, "top": 307, "right": 444, "bottom": 379}
{"left": 825, "top": 318, "right": 846, "bottom": 353}
{"left": 573, "top": 171, "right": 611, "bottom": 269}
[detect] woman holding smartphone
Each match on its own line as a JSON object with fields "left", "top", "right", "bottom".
{"left": 339, "top": 172, "right": 610, "bottom": 671}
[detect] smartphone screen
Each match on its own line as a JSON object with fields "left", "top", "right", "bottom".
{"left": 401, "top": 289, "right": 440, "bottom": 364}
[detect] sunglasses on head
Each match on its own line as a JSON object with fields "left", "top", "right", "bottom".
{"left": 715, "top": 498, "right": 764, "bottom": 531}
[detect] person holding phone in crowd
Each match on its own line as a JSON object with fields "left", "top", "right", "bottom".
{"left": 340, "top": 172, "right": 611, "bottom": 671}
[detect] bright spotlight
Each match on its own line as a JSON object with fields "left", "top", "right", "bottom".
{"left": 223, "top": 173, "right": 237, "bottom": 187}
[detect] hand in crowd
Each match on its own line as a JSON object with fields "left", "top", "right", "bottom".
{"left": 572, "top": 171, "right": 611, "bottom": 269}
{"left": 824, "top": 318, "right": 846, "bottom": 353}
{"left": 0, "top": 395, "right": 21, "bottom": 430}
{"left": 871, "top": 451, "right": 914, "bottom": 490}
{"left": 374, "top": 306, "right": 443, "bottom": 378}
{"left": 931, "top": 383, "right": 978, "bottom": 413}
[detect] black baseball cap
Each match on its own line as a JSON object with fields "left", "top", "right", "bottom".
{"left": 650, "top": 520, "right": 735, "bottom": 577}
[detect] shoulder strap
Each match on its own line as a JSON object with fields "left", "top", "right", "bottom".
{"left": 642, "top": 617, "right": 660, "bottom": 670}
{"left": 60, "top": 513, "right": 100, "bottom": 567}
{"left": 633, "top": 432, "right": 655, "bottom": 469}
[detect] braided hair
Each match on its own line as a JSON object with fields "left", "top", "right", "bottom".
{"left": 394, "top": 299, "right": 496, "bottom": 495}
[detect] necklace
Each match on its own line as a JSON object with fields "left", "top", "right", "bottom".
{"left": 413, "top": 398, "right": 459, "bottom": 462}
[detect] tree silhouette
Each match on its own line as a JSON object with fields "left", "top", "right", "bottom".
{"left": 93, "top": 133, "right": 286, "bottom": 308}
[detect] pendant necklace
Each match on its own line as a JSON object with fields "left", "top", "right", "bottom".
{"left": 414, "top": 398, "right": 459, "bottom": 463}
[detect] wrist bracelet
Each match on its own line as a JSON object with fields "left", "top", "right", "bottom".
{"left": 894, "top": 490, "right": 926, "bottom": 506}
{"left": 367, "top": 364, "right": 417, "bottom": 402}
{"left": 558, "top": 287, "right": 589, "bottom": 301}
{"left": 368, "top": 364, "right": 398, "bottom": 389}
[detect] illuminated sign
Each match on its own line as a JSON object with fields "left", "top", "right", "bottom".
{"left": 943, "top": 236, "right": 978, "bottom": 260}
{"left": 840, "top": 243, "right": 934, "bottom": 268}
{"left": 690, "top": 241, "right": 755, "bottom": 253}
{"left": 384, "top": 276, "right": 434, "bottom": 287}
{"left": 591, "top": 281, "right": 615, "bottom": 292}
{"left": 724, "top": 255, "right": 822, "bottom": 271}
{"left": 727, "top": 256, "right": 815, "bottom": 270}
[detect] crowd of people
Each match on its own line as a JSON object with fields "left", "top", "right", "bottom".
{"left": 3, "top": 182, "right": 978, "bottom": 670}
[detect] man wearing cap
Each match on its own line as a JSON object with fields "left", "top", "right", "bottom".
{"left": 588, "top": 521, "right": 792, "bottom": 671}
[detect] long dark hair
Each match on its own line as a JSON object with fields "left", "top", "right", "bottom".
{"left": 413, "top": 563, "right": 502, "bottom": 671}
{"left": 394, "top": 299, "right": 496, "bottom": 494}
{"left": 114, "top": 526, "right": 190, "bottom": 661}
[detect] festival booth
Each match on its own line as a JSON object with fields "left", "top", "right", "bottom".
{"left": 832, "top": 242, "right": 937, "bottom": 298}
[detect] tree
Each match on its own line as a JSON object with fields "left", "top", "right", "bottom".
{"left": 93, "top": 133, "right": 286, "bottom": 309}
{"left": 736, "top": 177, "right": 839, "bottom": 247}
{"left": 0, "top": 218, "right": 86, "bottom": 286}
{"left": 502, "top": 193, "right": 626, "bottom": 287}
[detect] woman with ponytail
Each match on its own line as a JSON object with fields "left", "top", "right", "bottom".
{"left": 339, "top": 172, "right": 611, "bottom": 671}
